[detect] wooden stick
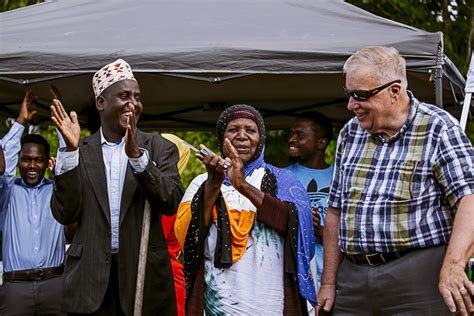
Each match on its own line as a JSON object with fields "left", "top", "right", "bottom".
{"left": 134, "top": 200, "right": 151, "bottom": 316}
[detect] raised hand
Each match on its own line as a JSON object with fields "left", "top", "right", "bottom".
{"left": 223, "top": 138, "right": 245, "bottom": 190}
{"left": 50, "top": 99, "right": 80, "bottom": 151}
{"left": 16, "top": 89, "right": 36, "bottom": 126}
{"left": 48, "top": 156, "right": 56, "bottom": 174}
{"left": 49, "top": 84, "right": 63, "bottom": 101}
{"left": 124, "top": 104, "right": 140, "bottom": 158}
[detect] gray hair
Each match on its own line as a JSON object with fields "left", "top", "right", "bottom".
{"left": 343, "top": 46, "right": 407, "bottom": 89}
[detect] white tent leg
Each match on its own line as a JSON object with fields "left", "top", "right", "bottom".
{"left": 460, "top": 92, "right": 472, "bottom": 131}
{"left": 461, "top": 54, "right": 474, "bottom": 131}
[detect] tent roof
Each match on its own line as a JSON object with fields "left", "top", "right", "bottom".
{"left": 0, "top": 0, "right": 465, "bottom": 130}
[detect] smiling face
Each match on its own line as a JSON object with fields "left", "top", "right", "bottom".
{"left": 345, "top": 68, "right": 400, "bottom": 137}
{"left": 18, "top": 143, "right": 48, "bottom": 187}
{"left": 223, "top": 118, "right": 260, "bottom": 164}
{"left": 288, "top": 118, "right": 322, "bottom": 162}
{"left": 96, "top": 79, "right": 142, "bottom": 141}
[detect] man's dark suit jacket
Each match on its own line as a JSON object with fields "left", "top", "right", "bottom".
{"left": 51, "top": 130, "right": 184, "bottom": 315}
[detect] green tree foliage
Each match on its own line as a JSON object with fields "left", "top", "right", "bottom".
{"left": 161, "top": 131, "right": 213, "bottom": 188}
{"left": 347, "top": 0, "right": 473, "bottom": 74}
{"left": 1, "top": 0, "right": 42, "bottom": 12}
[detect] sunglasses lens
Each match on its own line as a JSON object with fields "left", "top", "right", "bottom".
{"left": 344, "top": 87, "right": 369, "bottom": 101}
{"left": 352, "top": 91, "right": 369, "bottom": 101}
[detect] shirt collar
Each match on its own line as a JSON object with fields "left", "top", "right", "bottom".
{"left": 14, "top": 177, "right": 53, "bottom": 188}
{"left": 376, "top": 90, "right": 419, "bottom": 143}
{"left": 100, "top": 127, "right": 124, "bottom": 146}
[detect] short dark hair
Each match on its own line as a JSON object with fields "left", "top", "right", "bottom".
{"left": 20, "top": 134, "right": 50, "bottom": 159}
{"left": 296, "top": 111, "right": 333, "bottom": 141}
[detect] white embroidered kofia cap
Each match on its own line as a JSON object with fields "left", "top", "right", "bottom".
{"left": 92, "top": 59, "right": 136, "bottom": 97}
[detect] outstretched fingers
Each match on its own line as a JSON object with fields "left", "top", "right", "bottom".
{"left": 58, "top": 102, "right": 69, "bottom": 120}
{"left": 23, "top": 89, "right": 34, "bottom": 105}
{"left": 17, "top": 89, "right": 36, "bottom": 125}
{"left": 50, "top": 100, "right": 81, "bottom": 150}
{"left": 51, "top": 99, "right": 68, "bottom": 122}
{"left": 70, "top": 111, "right": 79, "bottom": 125}
{"left": 48, "top": 157, "right": 56, "bottom": 173}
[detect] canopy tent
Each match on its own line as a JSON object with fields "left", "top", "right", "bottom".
{"left": 0, "top": 0, "right": 466, "bottom": 131}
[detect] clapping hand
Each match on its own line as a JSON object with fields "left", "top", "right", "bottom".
{"left": 48, "top": 156, "right": 56, "bottom": 174}
{"left": 223, "top": 138, "right": 245, "bottom": 190}
{"left": 16, "top": 89, "right": 36, "bottom": 126}
{"left": 124, "top": 104, "right": 140, "bottom": 158}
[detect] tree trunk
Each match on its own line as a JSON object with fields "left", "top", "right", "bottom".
{"left": 442, "top": 0, "right": 450, "bottom": 35}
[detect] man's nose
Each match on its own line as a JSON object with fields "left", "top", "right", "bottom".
{"left": 288, "top": 134, "right": 296, "bottom": 143}
{"left": 347, "top": 97, "right": 358, "bottom": 111}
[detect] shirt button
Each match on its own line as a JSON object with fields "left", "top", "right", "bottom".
{"left": 106, "top": 258, "right": 110, "bottom": 264}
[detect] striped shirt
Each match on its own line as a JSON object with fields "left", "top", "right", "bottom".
{"left": 328, "top": 92, "right": 474, "bottom": 255}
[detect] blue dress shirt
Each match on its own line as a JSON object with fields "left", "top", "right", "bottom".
{"left": 0, "top": 123, "right": 65, "bottom": 272}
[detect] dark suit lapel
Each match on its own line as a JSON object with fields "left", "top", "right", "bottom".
{"left": 82, "top": 131, "right": 111, "bottom": 224}
{"left": 119, "top": 130, "right": 150, "bottom": 226}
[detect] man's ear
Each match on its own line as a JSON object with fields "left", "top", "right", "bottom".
{"left": 317, "top": 138, "right": 328, "bottom": 150}
{"left": 96, "top": 96, "right": 104, "bottom": 111}
{"left": 390, "top": 84, "right": 401, "bottom": 99}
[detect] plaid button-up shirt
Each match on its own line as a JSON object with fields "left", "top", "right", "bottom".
{"left": 328, "top": 92, "right": 474, "bottom": 255}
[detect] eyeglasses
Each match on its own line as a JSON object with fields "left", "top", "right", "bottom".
{"left": 343, "top": 80, "right": 401, "bottom": 101}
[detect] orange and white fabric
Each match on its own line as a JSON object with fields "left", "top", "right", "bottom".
{"left": 175, "top": 168, "right": 285, "bottom": 314}
{"left": 92, "top": 58, "right": 136, "bottom": 97}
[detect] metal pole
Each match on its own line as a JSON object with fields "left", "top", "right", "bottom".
{"left": 435, "top": 42, "right": 444, "bottom": 108}
{"left": 134, "top": 200, "right": 152, "bottom": 316}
